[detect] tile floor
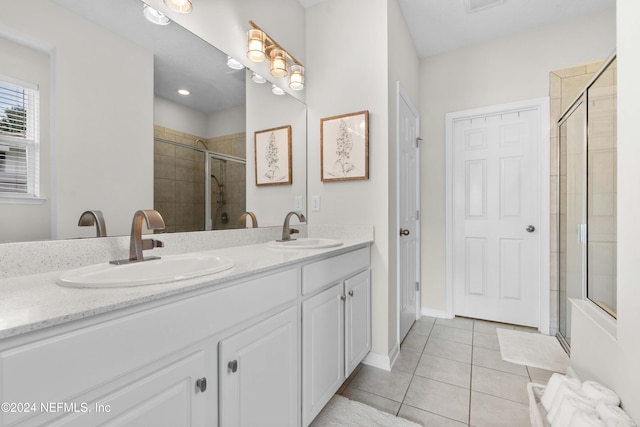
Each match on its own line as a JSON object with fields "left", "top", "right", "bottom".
{"left": 335, "top": 316, "right": 561, "bottom": 427}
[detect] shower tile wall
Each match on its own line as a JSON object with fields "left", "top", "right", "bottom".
{"left": 153, "top": 125, "right": 247, "bottom": 233}
{"left": 206, "top": 132, "right": 246, "bottom": 230}
{"left": 548, "top": 60, "right": 603, "bottom": 334}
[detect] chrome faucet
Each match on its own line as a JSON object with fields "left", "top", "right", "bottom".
{"left": 278, "top": 211, "right": 306, "bottom": 242}
{"left": 78, "top": 210, "right": 107, "bottom": 237}
{"left": 240, "top": 211, "right": 258, "bottom": 228}
{"left": 110, "top": 210, "right": 165, "bottom": 265}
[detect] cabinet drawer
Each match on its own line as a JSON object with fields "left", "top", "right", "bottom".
{"left": 0, "top": 268, "right": 297, "bottom": 426}
{"left": 301, "top": 247, "right": 370, "bottom": 295}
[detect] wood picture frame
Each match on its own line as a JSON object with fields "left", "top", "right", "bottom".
{"left": 254, "top": 125, "right": 292, "bottom": 186}
{"left": 320, "top": 110, "right": 369, "bottom": 182}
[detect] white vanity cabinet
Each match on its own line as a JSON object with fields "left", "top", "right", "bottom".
{"left": 218, "top": 306, "right": 299, "bottom": 427}
{"left": 301, "top": 248, "right": 371, "bottom": 426}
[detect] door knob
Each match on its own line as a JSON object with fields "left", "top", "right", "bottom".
{"left": 196, "top": 377, "right": 207, "bottom": 392}
{"left": 526, "top": 225, "right": 536, "bottom": 233}
{"left": 228, "top": 360, "right": 238, "bottom": 373}
{"left": 400, "top": 228, "right": 410, "bottom": 236}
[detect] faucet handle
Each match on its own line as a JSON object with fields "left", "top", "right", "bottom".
{"left": 290, "top": 228, "right": 299, "bottom": 234}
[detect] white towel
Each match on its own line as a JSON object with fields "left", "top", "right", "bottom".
{"left": 547, "top": 385, "right": 592, "bottom": 424}
{"left": 552, "top": 396, "right": 597, "bottom": 427}
{"left": 596, "top": 402, "right": 637, "bottom": 427}
{"left": 569, "top": 411, "right": 606, "bottom": 427}
{"left": 541, "top": 373, "right": 582, "bottom": 411}
{"left": 583, "top": 381, "right": 621, "bottom": 406}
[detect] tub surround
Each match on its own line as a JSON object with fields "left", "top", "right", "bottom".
{"left": 0, "top": 225, "right": 373, "bottom": 340}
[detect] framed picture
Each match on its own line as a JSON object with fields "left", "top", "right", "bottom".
{"left": 254, "top": 125, "right": 292, "bottom": 186}
{"left": 321, "top": 110, "right": 369, "bottom": 182}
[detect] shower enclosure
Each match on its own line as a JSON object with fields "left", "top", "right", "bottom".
{"left": 556, "top": 54, "right": 617, "bottom": 351}
{"left": 153, "top": 136, "right": 246, "bottom": 232}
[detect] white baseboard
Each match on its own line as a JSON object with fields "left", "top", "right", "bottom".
{"left": 362, "top": 343, "right": 399, "bottom": 372}
{"left": 421, "top": 307, "right": 452, "bottom": 319}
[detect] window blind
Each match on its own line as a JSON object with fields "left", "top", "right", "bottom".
{"left": 0, "top": 75, "right": 39, "bottom": 196}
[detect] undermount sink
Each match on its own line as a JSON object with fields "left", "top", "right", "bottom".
{"left": 266, "top": 238, "right": 343, "bottom": 250}
{"left": 57, "top": 253, "right": 234, "bottom": 288}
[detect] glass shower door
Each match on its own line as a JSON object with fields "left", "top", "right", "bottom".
{"left": 558, "top": 98, "right": 587, "bottom": 350}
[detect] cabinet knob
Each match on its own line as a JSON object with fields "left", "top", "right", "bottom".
{"left": 348, "top": 290, "right": 354, "bottom": 297}
{"left": 228, "top": 360, "right": 238, "bottom": 373}
{"left": 196, "top": 377, "right": 207, "bottom": 393}
{"left": 340, "top": 295, "right": 346, "bottom": 301}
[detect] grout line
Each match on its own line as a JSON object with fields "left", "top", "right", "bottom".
{"left": 468, "top": 320, "right": 475, "bottom": 426}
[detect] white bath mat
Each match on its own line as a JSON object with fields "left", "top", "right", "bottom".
{"left": 497, "top": 328, "right": 570, "bottom": 374}
{"left": 310, "top": 395, "right": 420, "bottom": 427}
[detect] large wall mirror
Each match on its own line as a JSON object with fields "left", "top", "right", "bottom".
{"left": 0, "top": 0, "right": 306, "bottom": 242}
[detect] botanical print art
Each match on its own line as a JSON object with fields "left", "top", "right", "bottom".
{"left": 254, "top": 125, "right": 292, "bottom": 186}
{"left": 321, "top": 110, "right": 369, "bottom": 182}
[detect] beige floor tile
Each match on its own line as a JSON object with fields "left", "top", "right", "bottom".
{"left": 472, "top": 347, "right": 528, "bottom": 377}
{"left": 402, "top": 330, "right": 429, "bottom": 353}
{"left": 431, "top": 325, "right": 473, "bottom": 345}
{"left": 527, "top": 366, "right": 558, "bottom": 384}
{"left": 403, "top": 376, "right": 470, "bottom": 423}
{"left": 418, "top": 315, "right": 437, "bottom": 324}
{"left": 398, "top": 404, "right": 468, "bottom": 427}
{"left": 435, "top": 317, "right": 474, "bottom": 331}
{"left": 411, "top": 321, "right": 434, "bottom": 336}
{"left": 469, "top": 391, "right": 529, "bottom": 427}
{"left": 473, "top": 331, "right": 501, "bottom": 350}
{"left": 340, "top": 386, "right": 402, "bottom": 416}
{"left": 472, "top": 319, "right": 515, "bottom": 335}
{"left": 393, "top": 349, "right": 422, "bottom": 374}
{"left": 349, "top": 365, "right": 413, "bottom": 402}
{"left": 471, "top": 366, "right": 530, "bottom": 404}
{"left": 424, "top": 338, "right": 472, "bottom": 364}
{"left": 415, "top": 355, "right": 471, "bottom": 388}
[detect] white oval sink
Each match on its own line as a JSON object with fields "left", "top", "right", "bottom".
{"left": 57, "top": 253, "right": 234, "bottom": 288}
{"left": 266, "top": 238, "right": 343, "bottom": 250}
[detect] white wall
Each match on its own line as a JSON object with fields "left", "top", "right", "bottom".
{"left": 419, "top": 9, "right": 616, "bottom": 313}
{"left": 0, "top": 0, "right": 154, "bottom": 240}
{"left": 570, "top": 0, "right": 640, "bottom": 421}
{"left": 154, "top": 96, "right": 208, "bottom": 138}
{"left": 0, "top": 36, "right": 51, "bottom": 242}
{"left": 207, "top": 106, "right": 245, "bottom": 138}
{"left": 307, "top": 0, "right": 395, "bottom": 361}
{"left": 246, "top": 75, "right": 307, "bottom": 226}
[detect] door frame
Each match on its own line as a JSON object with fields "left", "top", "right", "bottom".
{"left": 396, "top": 82, "right": 421, "bottom": 342}
{"left": 445, "top": 97, "right": 550, "bottom": 333}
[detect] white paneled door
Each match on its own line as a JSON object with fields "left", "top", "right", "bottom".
{"left": 398, "top": 84, "right": 420, "bottom": 340}
{"left": 451, "top": 104, "right": 543, "bottom": 327}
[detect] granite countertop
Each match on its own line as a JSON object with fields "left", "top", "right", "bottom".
{"left": 0, "top": 234, "right": 372, "bottom": 340}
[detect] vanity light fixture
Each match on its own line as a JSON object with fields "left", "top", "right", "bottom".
{"left": 163, "top": 0, "right": 192, "bottom": 14}
{"left": 226, "top": 56, "right": 245, "bottom": 70}
{"left": 251, "top": 72, "right": 266, "bottom": 84}
{"left": 178, "top": 89, "right": 190, "bottom": 95}
{"left": 246, "top": 21, "right": 305, "bottom": 90}
{"left": 271, "top": 85, "right": 285, "bottom": 96}
{"left": 142, "top": 4, "right": 171, "bottom": 25}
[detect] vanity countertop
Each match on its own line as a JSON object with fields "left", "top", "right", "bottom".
{"left": 0, "top": 235, "right": 373, "bottom": 341}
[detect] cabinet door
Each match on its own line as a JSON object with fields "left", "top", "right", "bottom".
{"left": 219, "top": 307, "right": 298, "bottom": 427}
{"left": 47, "top": 351, "right": 208, "bottom": 427}
{"left": 345, "top": 269, "right": 372, "bottom": 377}
{"left": 302, "top": 283, "right": 345, "bottom": 426}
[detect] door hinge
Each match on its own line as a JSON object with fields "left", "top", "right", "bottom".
{"left": 416, "top": 137, "right": 423, "bottom": 148}
{"left": 416, "top": 282, "right": 420, "bottom": 292}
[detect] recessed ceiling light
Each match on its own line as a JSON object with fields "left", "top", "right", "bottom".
{"left": 251, "top": 72, "right": 266, "bottom": 84}
{"left": 142, "top": 4, "right": 171, "bottom": 25}
{"left": 463, "top": 0, "right": 506, "bottom": 13}
{"left": 226, "top": 56, "right": 245, "bottom": 70}
{"left": 178, "top": 89, "right": 190, "bottom": 95}
{"left": 271, "top": 85, "right": 285, "bottom": 96}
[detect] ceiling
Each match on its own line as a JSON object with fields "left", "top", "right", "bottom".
{"left": 300, "top": 0, "right": 615, "bottom": 58}
{"left": 53, "top": 0, "right": 245, "bottom": 114}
